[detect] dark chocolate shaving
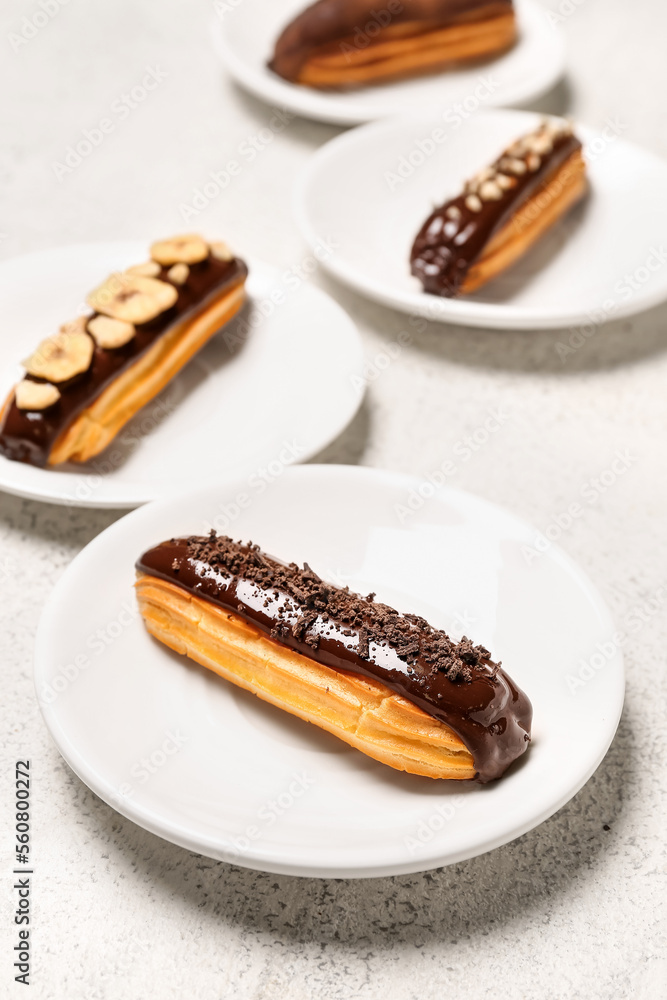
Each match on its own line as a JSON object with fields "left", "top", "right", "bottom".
{"left": 187, "top": 533, "right": 487, "bottom": 681}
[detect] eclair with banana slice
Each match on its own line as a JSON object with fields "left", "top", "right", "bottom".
{"left": 268, "top": 0, "right": 517, "bottom": 89}
{"left": 135, "top": 533, "right": 532, "bottom": 782}
{"left": 0, "top": 235, "right": 248, "bottom": 467}
{"left": 410, "top": 118, "right": 588, "bottom": 297}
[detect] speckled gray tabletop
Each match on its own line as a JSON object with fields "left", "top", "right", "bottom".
{"left": 1, "top": 1, "right": 666, "bottom": 997}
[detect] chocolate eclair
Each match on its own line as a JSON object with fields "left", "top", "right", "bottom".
{"left": 268, "top": 0, "right": 517, "bottom": 89}
{"left": 0, "top": 235, "right": 248, "bottom": 467}
{"left": 410, "top": 118, "right": 588, "bottom": 297}
{"left": 135, "top": 533, "right": 532, "bottom": 782}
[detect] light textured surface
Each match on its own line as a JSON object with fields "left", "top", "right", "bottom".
{"left": 1, "top": 0, "right": 666, "bottom": 997}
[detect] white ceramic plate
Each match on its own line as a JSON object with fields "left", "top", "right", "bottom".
{"left": 35, "top": 465, "right": 623, "bottom": 878}
{"left": 212, "top": 0, "right": 565, "bottom": 126}
{"left": 0, "top": 244, "right": 363, "bottom": 508}
{"left": 295, "top": 108, "right": 667, "bottom": 329}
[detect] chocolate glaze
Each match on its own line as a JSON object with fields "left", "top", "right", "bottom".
{"left": 0, "top": 255, "right": 248, "bottom": 467}
{"left": 136, "top": 534, "right": 532, "bottom": 782}
{"left": 269, "top": 0, "right": 515, "bottom": 82}
{"left": 410, "top": 126, "right": 583, "bottom": 296}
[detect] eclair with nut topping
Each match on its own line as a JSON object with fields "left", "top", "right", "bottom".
{"left": 135, "top": 533, "right": 532, "bottom": 782}
{"left": 410, "top": 118, "right": 588, "bottom": 297}
{"left": 269, "top": 0, "right": 517, "bottom": 89}
{"left": 0, "top": 235, "right": 248, "bottom": 467}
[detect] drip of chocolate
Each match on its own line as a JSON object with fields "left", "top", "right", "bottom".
{"left": 269, "top": 0, "right": 515, "bottom": 82}
{"left": 410, "top": 122, "right": 583, "bottom": 296}
{"left": 0, "top": 255, "right": 247, "bottom": 467}
{"left": 137, "top": 533, "right": 532, "bottom": 782}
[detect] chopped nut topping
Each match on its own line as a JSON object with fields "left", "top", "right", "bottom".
{"left": 210, "top": 241, "right": 234, "bottom": 262}
{"left": 87, "top": 315, "right": 136, "bottom": 350}
{"left": 505, "top": 158, "right": 527, "bottom": 175}
{"left": 479, "top": 180, "right": 503, "bottom": 201}
{"left": 527, "top": 133, "right": 553, "bottom": 156}
{"left": 167, "top": 263, "right": 189, "bottom": 285}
